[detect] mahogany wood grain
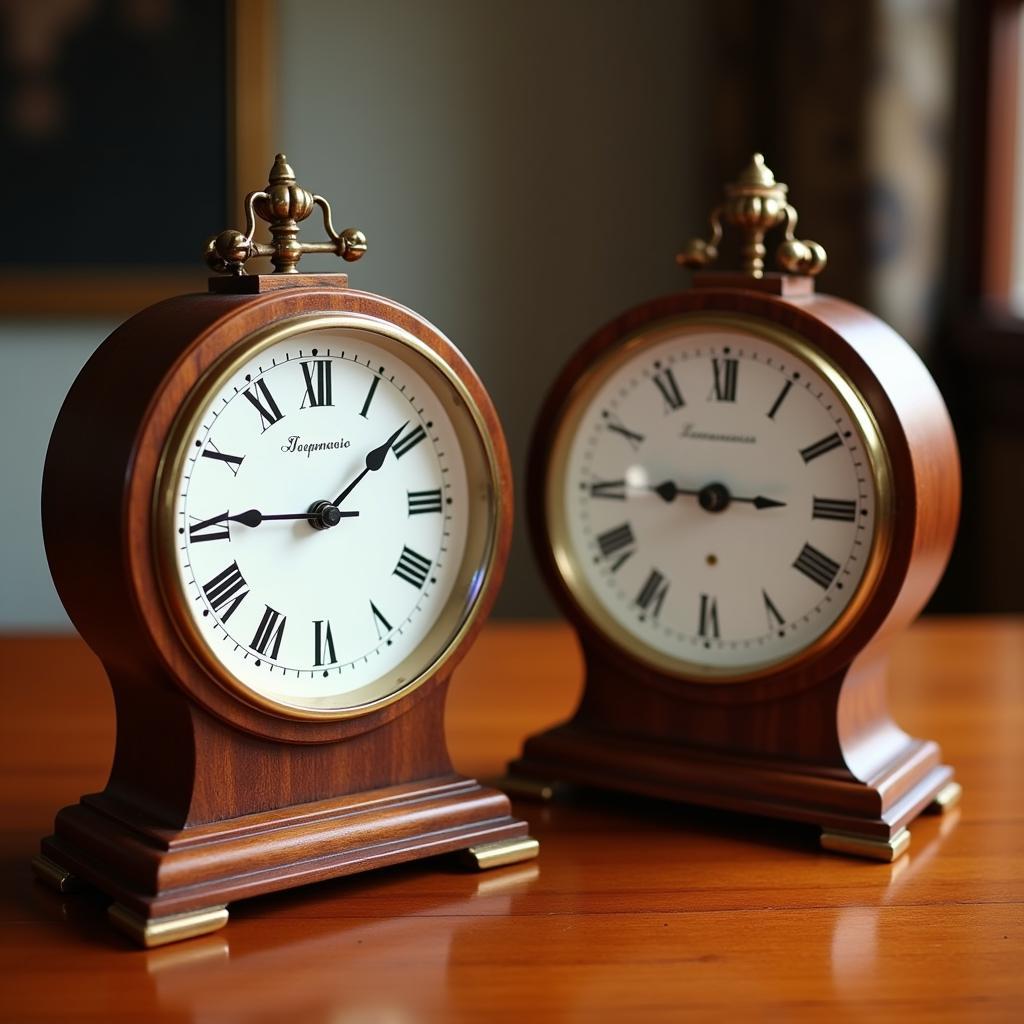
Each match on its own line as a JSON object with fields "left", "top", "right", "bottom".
{"left": 516, "top": 283, "right": 961, "bottom": 846}
{"left": 38, "top": 280, "right": 525, "bottom": 924}
{"left": 0, "top": 620, "right": 1021, "bottom": 1021}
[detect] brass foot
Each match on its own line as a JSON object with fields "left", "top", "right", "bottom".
{"left": 459, "top": 836, "right": 539, "bottom": 871}
{"left": 31, "top": 854, "right": 83, "bottom": 894}
{"left": 107, "top": 903, "right": 229, "bottom": 948}
{"left": 496, "top": 774, "right": 559, "bottom": 801}
{"left": 820, "top": 827, "right": 910, "bottom": 862}
{"left": 925, "top": 781, "right": 962, "bottom": 814}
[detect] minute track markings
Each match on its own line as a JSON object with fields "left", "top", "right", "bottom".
{"left": 188, "top": 573, "right": 448, "bottom": 674}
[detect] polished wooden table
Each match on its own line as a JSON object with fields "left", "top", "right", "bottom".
{"left": 1, "top": 619, "right": 1021, "bottom": 1022}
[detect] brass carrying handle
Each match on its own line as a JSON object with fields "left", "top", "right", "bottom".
{"left": 205, "top": 153, "right": 367, "bottom": 275}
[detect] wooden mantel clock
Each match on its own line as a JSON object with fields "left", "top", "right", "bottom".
{"left": 508, "top": 154, "right": 961, "bottom": 862}
{"left": 33, "top": 154, "right": 536, "bottom": 947}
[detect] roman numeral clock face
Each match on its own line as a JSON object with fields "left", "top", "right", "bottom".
{"left": 159, "top": 322, "right": 489, "bottom": 716}
{"left": 550, "top": 318, "right": 889, "bottom": 678}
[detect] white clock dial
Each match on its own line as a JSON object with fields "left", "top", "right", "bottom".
{"left": 550, "top": 317, "right": 887, "bottom": 677}
{"left": 164, "top": 320, "right": 490, "bottom": 714}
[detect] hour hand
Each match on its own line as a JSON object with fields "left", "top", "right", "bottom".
{"left": 365, "top": 422, "right": 409, "bottom": 472}
{"left": 652, "top": 481, "right": 699, "bottom": 503}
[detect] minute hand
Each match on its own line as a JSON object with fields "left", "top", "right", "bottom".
{"left": 332, "top": 421, "right": 408, "bottom": 506}
{"left": 733, "top": 494, "right": 786, "bottom": 509}
{"left": 229, "top": 508, "right": 360, "bottom": 527}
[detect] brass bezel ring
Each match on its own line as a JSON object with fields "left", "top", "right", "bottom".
{"left": 544, "top": 312, "right": 894, "bottom": 685}
{"left": 154, "top": 312, "right": 501, "bottom": 721}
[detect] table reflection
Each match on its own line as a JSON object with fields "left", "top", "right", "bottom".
{"left": 143, "top": 864, "right": 538, "bottom": 1023}
{"left": 830, "top": 805, "right": 960, "bottom": 991}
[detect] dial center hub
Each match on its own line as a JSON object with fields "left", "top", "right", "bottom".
{"left": 308, "top": 499, "right": 343, "bottom": 530}
{"left": 698, "top": 482, "right": 731, "bottom": 513}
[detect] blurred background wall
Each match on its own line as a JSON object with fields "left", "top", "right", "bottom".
{"left": 0, "top": 0, "right": 1015, "bottom": 629}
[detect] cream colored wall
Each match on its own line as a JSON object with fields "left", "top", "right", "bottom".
{"left": 0, "top": 0, "right": 711, "bottom": 628}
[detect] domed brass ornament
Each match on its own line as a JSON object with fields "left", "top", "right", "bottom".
{"left": 677, "top": 153, "right": 826, "bottom": 279}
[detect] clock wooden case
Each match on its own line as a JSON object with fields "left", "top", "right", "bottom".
{"left": 508, "top": 155, "right": 961, "bottom": 861}
{"left": 33, "top": 156, "right": 536, "bottom": 946}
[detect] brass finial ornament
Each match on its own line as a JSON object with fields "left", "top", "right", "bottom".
{"left": 205, "top": 153, "right": 367, "bottom": 275}
{"left": 678, "top": 153, "right": 827, "bottom": 278}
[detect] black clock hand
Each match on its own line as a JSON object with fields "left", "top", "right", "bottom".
{"left": 228, "top": 507, "right": 360, "bottom": 528}
{"left": 652, "top": 481, "right": 786, "bottom": 511}
{"left": 652, "top": 481, "right": 700, "bottom": 503}
{"left": 734, "top": 495, "right": 786, "bottom": 510}
{"left": 231, "top": 505, "right": 360, "bottom": 528}
{"left": 332, "top": 421, "right": 409, "bottom": 507}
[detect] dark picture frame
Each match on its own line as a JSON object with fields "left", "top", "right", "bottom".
{"left": 0, "top": 0, "right": 275, "bottom": 314}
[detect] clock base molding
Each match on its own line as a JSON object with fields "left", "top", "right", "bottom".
{"left": 33, "top": 775, "right": 534, "bottom": 947}
{"left": 507, "top": 725, "right": 956, "bottom": 862}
